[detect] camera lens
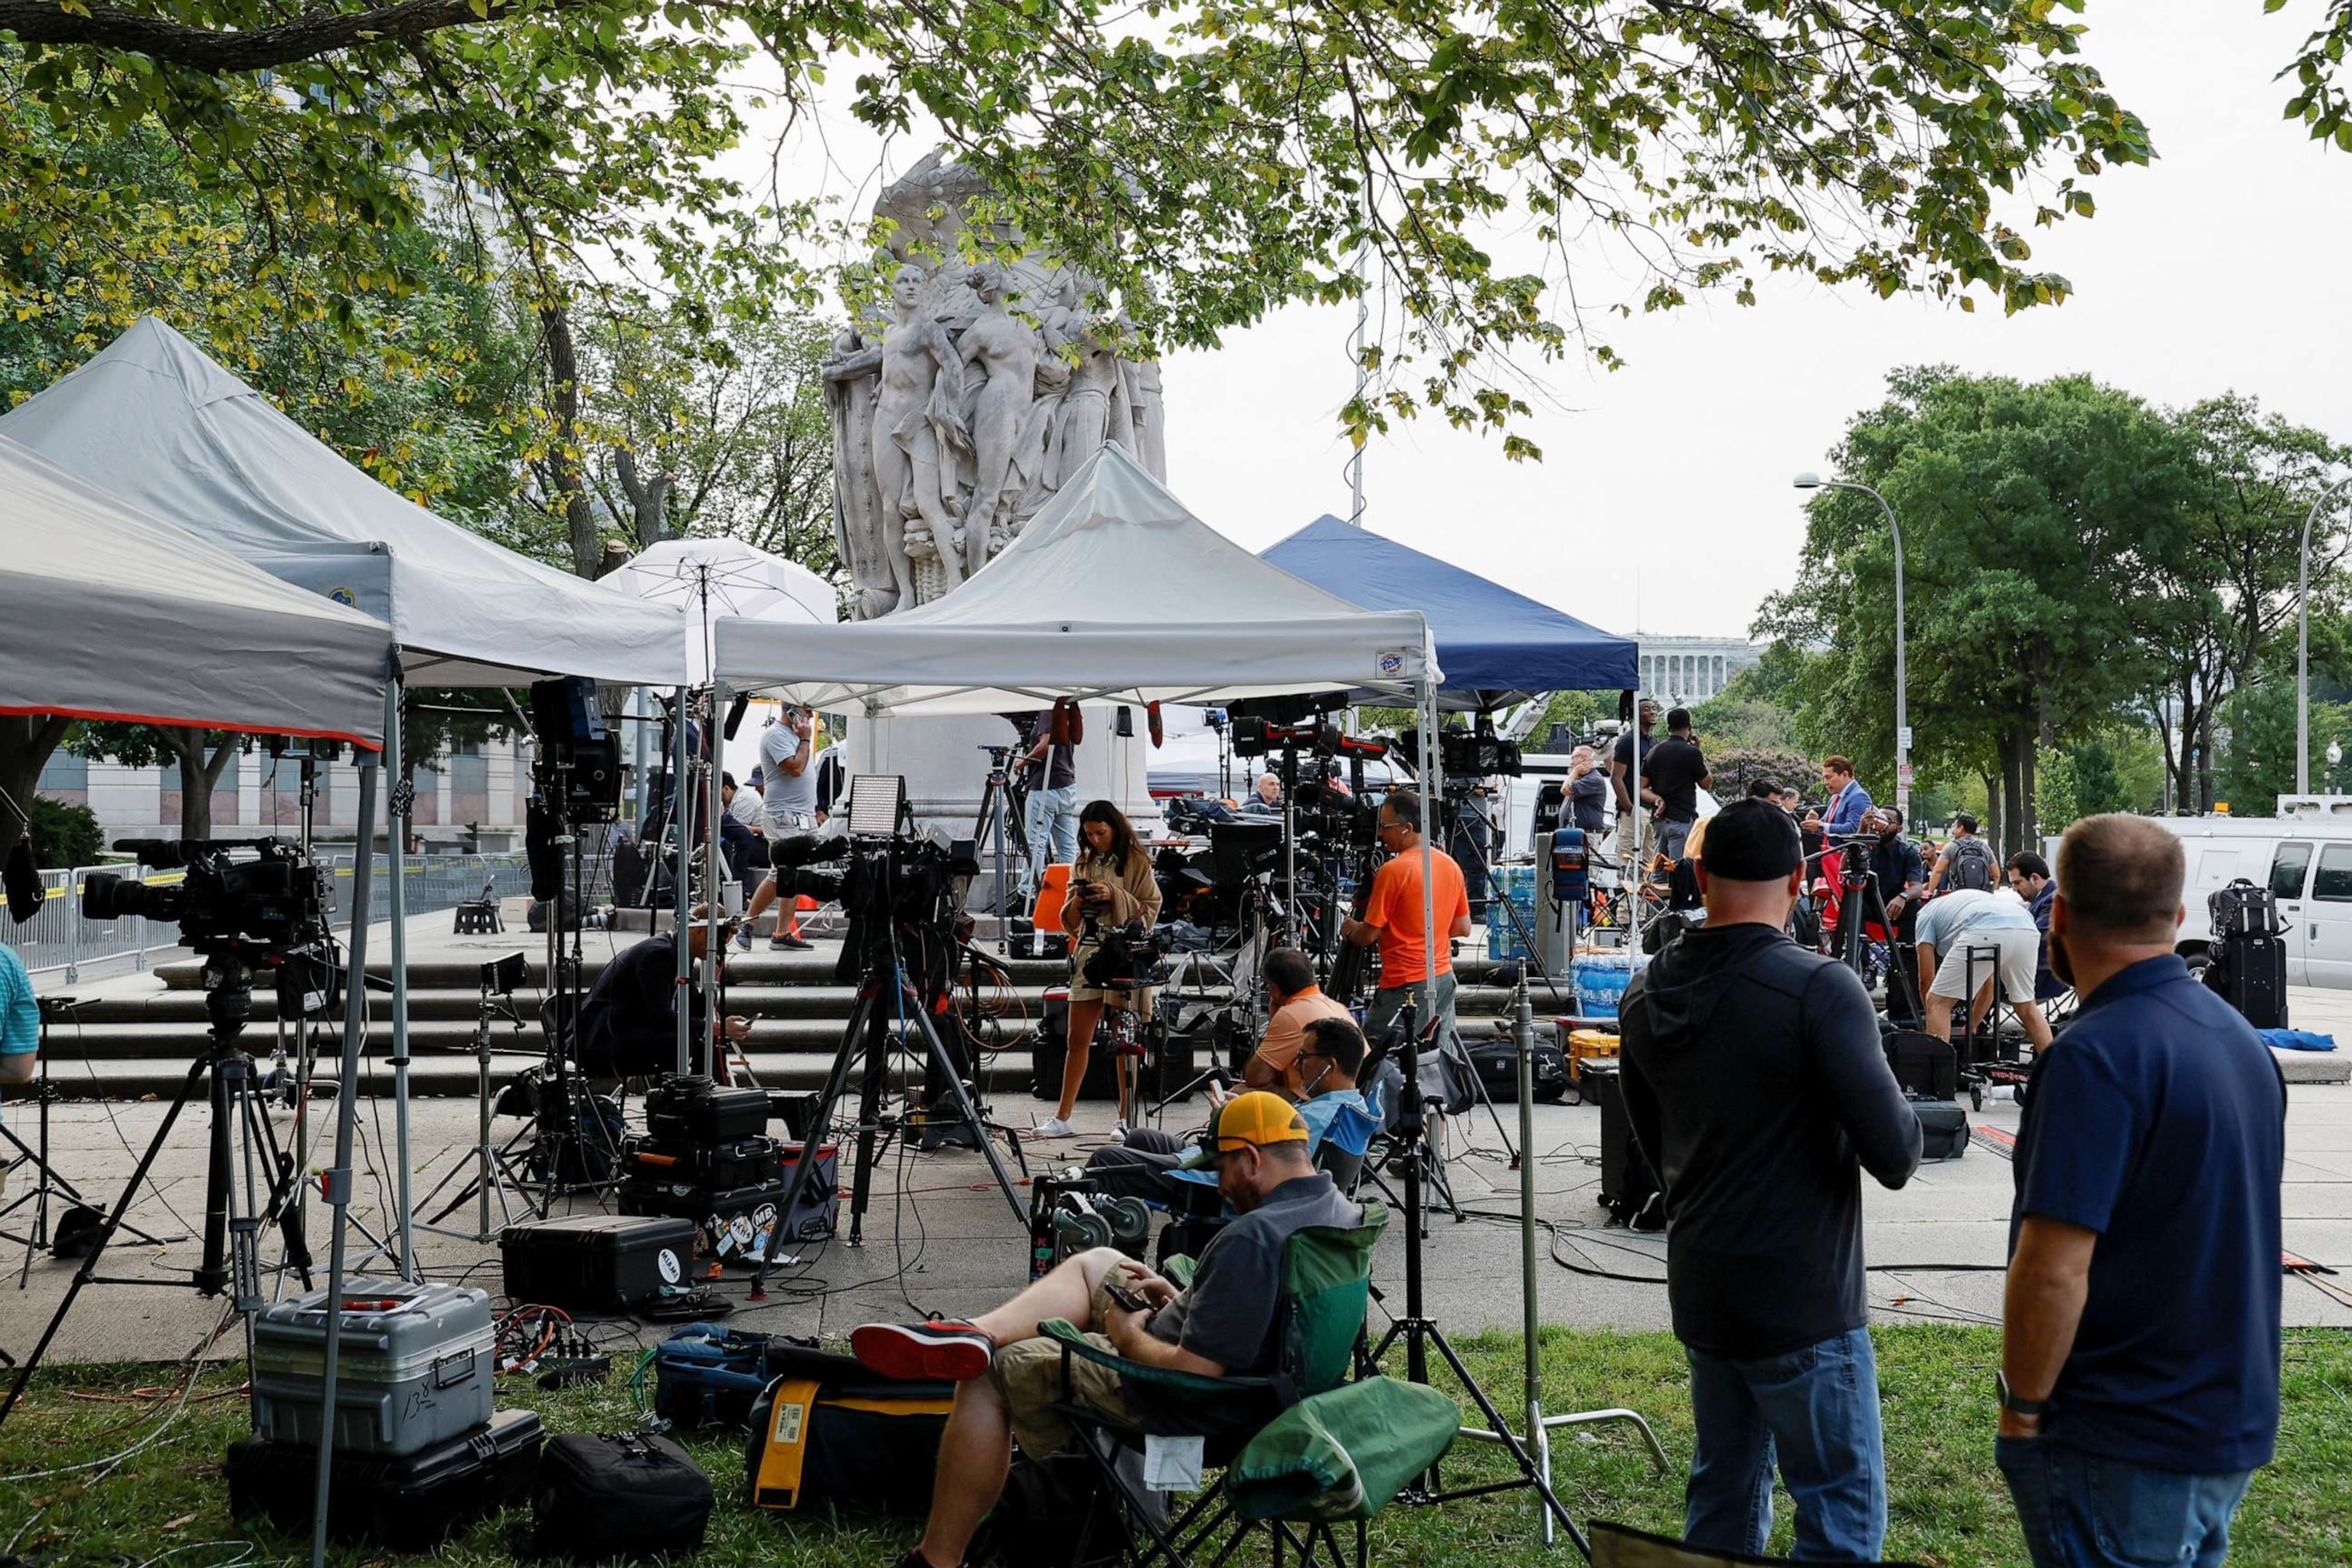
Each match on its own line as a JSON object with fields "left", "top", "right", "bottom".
{"left": 84, "top": 871, "right": 183, "bottom": 923}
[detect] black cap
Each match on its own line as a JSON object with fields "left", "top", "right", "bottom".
{"left": 1699, "top": 799, "right": 1803, "bottom": 881}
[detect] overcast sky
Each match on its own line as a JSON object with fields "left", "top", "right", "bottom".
{"left": 742, "top": 1, "right": 2350, "bottom": 642}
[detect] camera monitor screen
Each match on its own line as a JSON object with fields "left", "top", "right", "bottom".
{"left": 846, "top": 774, "right": 907, "bottom": 838}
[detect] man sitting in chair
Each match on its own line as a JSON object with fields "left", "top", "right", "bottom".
{"left": 851, "top": 1092, "right": 1365, "bottom": 1568}
{"left": 1083, "top": 1011, "right": 1377, "bottom": 1203}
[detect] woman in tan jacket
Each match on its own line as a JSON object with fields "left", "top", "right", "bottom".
{"left": 1037, "top": 799, "right": 1161, "bottom": 1138}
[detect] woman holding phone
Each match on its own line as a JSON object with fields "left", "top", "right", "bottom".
{"left": 1037, "top": 799, "right": 1161, "bottom": 1139}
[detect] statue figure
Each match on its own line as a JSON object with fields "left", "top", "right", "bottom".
{"left": 822, "top": 308, "right": 897, "bottom": 619}
{"left": 874, "top": 263, "right": 973, "bottom": 592}
{"left": 1046, "top": 278, "right": 1133, "bottom": 490}
{"left": 957, "top": 264, "right": 1043, "bottom": 577}
{"left": 819, "top": 152, "right": 1174, "bottom": 611}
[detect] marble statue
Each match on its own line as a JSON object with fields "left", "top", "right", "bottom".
{"left": 820, "top": 151, "right": 1172, "bottom": 614}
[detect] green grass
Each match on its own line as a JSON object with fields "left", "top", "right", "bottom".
{"left": 3, "top": 1327, "right": 2347, "bottom": 1566}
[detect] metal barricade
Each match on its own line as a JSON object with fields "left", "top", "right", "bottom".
{"left": 17, "top": 865, "right": 173, "bottom": 982}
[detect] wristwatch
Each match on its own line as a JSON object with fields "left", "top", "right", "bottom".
{"left": 1996, "top": 1370, "right": 2049, "bottom": 1420}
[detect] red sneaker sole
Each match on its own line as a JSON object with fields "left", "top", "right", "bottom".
{"left": 851, "top": 1323, "right": 992, "bottom": 1382}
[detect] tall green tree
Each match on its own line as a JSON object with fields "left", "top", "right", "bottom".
{"left": 2136, "top": 395, "right": 2352, "bottom": 814}
{"left": 1759, "top": 368, "right": 2194, "bottom": 854}
{"left": 573, "top": 296, "right": 841, "bottom": 581}
{"left": 2, "top": 4, "right": 2152, "bottom": 456}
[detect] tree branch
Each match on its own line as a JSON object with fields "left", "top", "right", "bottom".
{"left": 0, "top": 0, "right": 584, "bottom": 74}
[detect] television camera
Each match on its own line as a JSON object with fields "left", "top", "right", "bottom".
{"left": 84, "top": 838, "right": 340, "bottom": 1018}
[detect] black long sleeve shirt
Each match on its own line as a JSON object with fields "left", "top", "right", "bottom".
{"left": 1620, "top": 922, "right": 1922, "bottom": 1357}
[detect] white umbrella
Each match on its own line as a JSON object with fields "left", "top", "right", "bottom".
{"left": 603, "top": 537, "right": 837, "bottom": 681}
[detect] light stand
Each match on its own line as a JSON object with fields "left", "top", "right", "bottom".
{"left": 1367, "top": 991, "right": 1585, "bottom": 1556}
{"left": 413, "top": 956, "right": 536, "bottom": 1243}
{"left": 0, "top": 998, "right": 175, "bottom": 1282}
{"left": 1452, "top": 962, "right": 1667, "bottom": 1543}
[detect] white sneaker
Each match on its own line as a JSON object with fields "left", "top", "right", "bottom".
{"left": 1109, "top": 1119, "right": 1129, "bottom": 1143}
{"left": 732, "top": 925, "right": 753, "bottom": 952}
{"left": 1033, "top": 1116, "right": 1076, "bottom": 1139}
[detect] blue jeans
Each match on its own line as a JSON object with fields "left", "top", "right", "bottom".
{"left": 1997, "top": 1435, "right": 2252, "bottom": 1568}
{"left": 1683, "top": 1327, "right": 1886, "bottom": 1561}
{"left": 1023, "top": 783, "right": 1079, "bottom": 898}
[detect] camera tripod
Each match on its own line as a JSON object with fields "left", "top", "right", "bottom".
{"left": 1820, "top": 837, "right": 1925, "bottom": 1024}
{"left": 750, "top": 935, "right": 1030, "bottom": 1294}
{"left": 0, "top": 953, "right": 315, "bottom": 1431}
{"left": 1369, "top": 993, "right": 1586, "bottom": 1554}
{"left": 972, "top": 744, "right": 1033, "bottom": 955}
{"left": 0, "top": 997, "right": 176, "bottom": 1285}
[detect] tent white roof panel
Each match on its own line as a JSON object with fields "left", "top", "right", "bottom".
{"left": 714, "top": 446, "right": 1436, "bottom": 713}
{"left": 0, "top": 317, "right": 689, "bottom": 688}
{"left": 0, "top": 434, "right": 393, "bottom": 748}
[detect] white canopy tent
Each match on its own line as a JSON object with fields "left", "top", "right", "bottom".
{"left": 709, "top": 443, "right": 1446, "bottom": 1078}
{"left": 0, "top": 435, "right": 392, "bottom": 748}
{"left": 0, "top": 315, "right": 690, "bottom": 688}
{"left": 713, "top": 446, "right": 1437, "bottom": 714}
{"left": 0, "top": 318, "right": 700, "bottom": 1299}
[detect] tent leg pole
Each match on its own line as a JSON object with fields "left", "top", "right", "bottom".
{"left": 674, "top": 685, "right": 693, "bottom": 1079}
{"left": 706, "top": 680, "right": 728, "bottom": 1077}
{"left": 384, "top": 671, "right": 415, "bottom": 1282}
{"left": 311, "top": 727, "right": 382, "bottom": 1568}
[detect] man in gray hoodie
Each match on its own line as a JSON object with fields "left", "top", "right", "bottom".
{"left": 1620, "top": 798, "right": 1922, "bottom": 1562}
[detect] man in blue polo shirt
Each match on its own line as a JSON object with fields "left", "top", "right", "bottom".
{"left": 1997, "top": 814, "right": 2285, "bottom": 1568}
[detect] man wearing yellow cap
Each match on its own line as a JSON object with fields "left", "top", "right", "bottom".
{"left": 851, "top": 1091, "right": 1365, "bottom": 1568}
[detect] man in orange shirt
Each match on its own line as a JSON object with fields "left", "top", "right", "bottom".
{"left": 1341, "top": 789, "right": 1472, "bottom": 1104}
{"left": 1245, "top": 947, "right": 1354, "bottom": 1096}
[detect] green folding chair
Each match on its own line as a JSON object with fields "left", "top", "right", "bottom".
{"left": 1035, "top": 1202, "right": 1463, "bottom": 1567}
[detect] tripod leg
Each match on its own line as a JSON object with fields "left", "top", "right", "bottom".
{"left": 0, "top": 1055, "right": 204, "bottom": 1431}
{"left": 750, "top": 984, "right": 877, "bottom": 1295}
{"left": 845, "top": 979, "right": 900, "bottom": 1246}
{"left": 1419, "top": 1321, "right": 1589, "bottom": 1555}
{"left": 910, "top": 999, "right": 1028, "bottom": 1227}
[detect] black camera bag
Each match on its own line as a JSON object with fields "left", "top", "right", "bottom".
{"left": 2210, "top": 877, "right": 2284, "bottom": 937}
{"left": 527, "top": 1430, "right": 713, "bottom": 1561}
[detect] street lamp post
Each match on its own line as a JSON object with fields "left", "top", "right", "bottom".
{"left": 1795, "top": 472, "right": 1910, "bottom": 822}
{"left": 2299, "top": 475, "right": 2352, "bottom": 796}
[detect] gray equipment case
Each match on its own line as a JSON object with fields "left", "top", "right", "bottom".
{"left": 251, "top": 1276, "right": 495, "bottom": 1456}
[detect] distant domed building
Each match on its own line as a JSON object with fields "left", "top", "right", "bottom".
{"left": 1637, "top": 635, "right": 1760, "bottom": 706}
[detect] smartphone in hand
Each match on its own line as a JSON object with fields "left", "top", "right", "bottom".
{"left": 1105, "top": 1283, "right": 1153, "bottom": 1315}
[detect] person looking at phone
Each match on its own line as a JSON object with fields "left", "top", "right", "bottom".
{"left": 849, "top": 1091, "right": 1366, "bottom": 1568}
{"left": 1038, "top": 799, "right": 1162, "bottom": 1139}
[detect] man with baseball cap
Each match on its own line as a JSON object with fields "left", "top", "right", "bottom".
{"left": 850, "top": 1091, "right": 1364, "bottom": 1568}
{"left": 1619, "top": 799, "right": 1921, "bottom": 1561}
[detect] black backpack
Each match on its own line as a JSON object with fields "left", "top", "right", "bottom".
{"left": 1944, "top": 835, "right": 1997, "bottom": 893}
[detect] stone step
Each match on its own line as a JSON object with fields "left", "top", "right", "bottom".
{"left": 43, "top": 1049, "right": 1054, "bottom": 1102}
{"left": 67, "top": 981, "right": 1538, "bottom": 1027}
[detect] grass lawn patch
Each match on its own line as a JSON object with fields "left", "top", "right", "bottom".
{"left": 2, "top": 1325, "right": 2344, "bottom": 1566}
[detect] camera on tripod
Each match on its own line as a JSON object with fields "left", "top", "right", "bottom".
{"left": 86, "top": 838, "right": 339, "bottom": 1017}
{"left": 84, "top": 837, "right": 332, "bottom": 956}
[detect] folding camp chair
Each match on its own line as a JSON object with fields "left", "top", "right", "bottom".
{"left": 1037, "top": 1203, "right": 1461, "bottom": 1568}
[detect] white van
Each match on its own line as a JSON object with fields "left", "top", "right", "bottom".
{"left": 2140, "top": 815, "right": 2352, "bottom": 987}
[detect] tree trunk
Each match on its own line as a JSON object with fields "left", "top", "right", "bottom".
{"left": 540, "top": 298, "right": 603, "bottom": 580}
{"left": 2001, "top": 727, "right": 2027, "bottom": 859}
{"left": 2020, "top": 733, "right": 2038, "bottom": 856}
{"left": 165, "top": 733, "right": 238, "bottom": 840}
{"left": 613, "top": 446, "right": 673, "bottom": 547}
{"left": 0, "top": 715, "right": 70, "bottom": 848}
{"left": 2197, "top": 707, "right": 2218, "bottom": 813}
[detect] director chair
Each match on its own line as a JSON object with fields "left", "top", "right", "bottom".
{"left": 1037, "top": 1203, "right": 1462, "bottom": 1568}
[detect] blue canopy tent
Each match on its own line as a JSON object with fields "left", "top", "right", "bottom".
{"left": 1261, "top": 514, "right": 1637, "bottom": 703}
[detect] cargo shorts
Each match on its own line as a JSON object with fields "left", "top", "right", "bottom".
{"left": 988, "top": 1262, "right": 1148, "bottom": 1456}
